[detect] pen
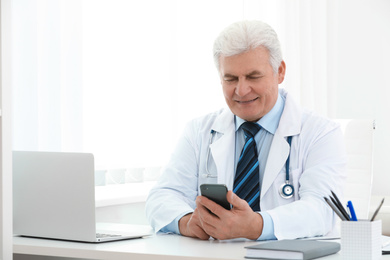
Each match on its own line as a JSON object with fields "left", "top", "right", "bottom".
{"left": 324, "top": 197, "right": 348, "bottom": 221}
{"left": 370, "top": 197, "right": 385, "bottom": 221}
{"left": 347, "top": 201, "right": 357, "bottom": 221}
{"left": 330, "top": 196, "right": 349, "bottom": 220}
{"left": 330, "top": 191, "right": 350, "bottom": 221}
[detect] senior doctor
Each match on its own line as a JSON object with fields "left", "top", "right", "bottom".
{"left": 145, "top": 20, "right": 347, "bottom": 241}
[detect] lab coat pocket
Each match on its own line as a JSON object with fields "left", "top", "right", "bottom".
{"left": 199, "top": 173, "right": 218, "bottom": 184}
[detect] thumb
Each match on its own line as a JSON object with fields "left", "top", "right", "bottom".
{"left": 227, "top": 190, "right": 249, "bottom": 210}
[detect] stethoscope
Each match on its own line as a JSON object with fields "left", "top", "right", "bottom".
{"left": 279, "top": 136, "right": 294, "bottom": 199}
{"left": 203, "top": 130, "right": 294, "bottom": 199}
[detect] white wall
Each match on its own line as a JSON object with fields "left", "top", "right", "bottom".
{"left": 1, "top": 0, "right": 13, "bottom": 259}
{"left": 332, "top": 0, "right": 390, "bottom": 196}
{"left": 96, "top": 202, "right": 148, "bottom": 225}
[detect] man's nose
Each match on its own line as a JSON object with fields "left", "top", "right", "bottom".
{"left": 235, "top": 79, "right": 251, "bottom": 97}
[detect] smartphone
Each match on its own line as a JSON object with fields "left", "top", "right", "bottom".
{"left": 200, "top": 184, "right": 230, "bottom": 210}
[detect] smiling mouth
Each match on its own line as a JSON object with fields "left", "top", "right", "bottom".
{"left": 236, "top": 97, "right": 259, "bottom": 104}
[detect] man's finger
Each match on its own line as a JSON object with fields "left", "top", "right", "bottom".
{"left": 197, "top": 196, "right": 226, "bottom": 218}
{"left": 227, "top": 190, "right": 250, "bottom": 210}
{"left": 193, "top": 224, "right": 211, "bottom": 240}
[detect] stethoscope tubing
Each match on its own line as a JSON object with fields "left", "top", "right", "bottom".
{"left": 285, "top": 136, "right": 292, "bottom": 182}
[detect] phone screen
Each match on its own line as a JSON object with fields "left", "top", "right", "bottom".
{"left": 200, "top": 184, "right": 230, "bottom": 210}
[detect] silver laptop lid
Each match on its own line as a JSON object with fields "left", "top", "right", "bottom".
{"left": 13, "top": 151, "right": 97, "bottom": 242}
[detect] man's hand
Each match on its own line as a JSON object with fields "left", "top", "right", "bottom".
{"left": 196, "top": 190, "right": 263, "bottom": 240}
{"left": 178, "top": 209, "right": 210, "bottom": 240}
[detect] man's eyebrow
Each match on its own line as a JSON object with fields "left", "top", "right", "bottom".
{"left": 222, "top": 73, "right": 237, "bottom": 78}
{"left": 223, "top": 71, "right": 263, "bottom": 77}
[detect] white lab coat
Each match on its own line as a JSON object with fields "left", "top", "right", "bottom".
{"left": 145, "top": 88, "right": 347, "bottom": 240}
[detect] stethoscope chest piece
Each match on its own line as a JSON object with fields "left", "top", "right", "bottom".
{"left": 279, "top": 182, "right": 294, "bottom": 199}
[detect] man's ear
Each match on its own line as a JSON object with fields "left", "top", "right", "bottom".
{"left": 278, "top": 60, "right": 286, "bottom": 84}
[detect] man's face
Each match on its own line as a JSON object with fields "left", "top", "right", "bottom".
{"left": 219, "top": 47, "right": 286, "bottom": 122}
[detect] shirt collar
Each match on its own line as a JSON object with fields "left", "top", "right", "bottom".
{"left": 235, "top": 92, "right": 285, "bottom": 135}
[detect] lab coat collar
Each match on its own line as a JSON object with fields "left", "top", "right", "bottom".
{"left": 210, "top": 108, "right": 235, "bottom": 134}
{"left": 276, "top": 88, "right": 301, "bottom": 137}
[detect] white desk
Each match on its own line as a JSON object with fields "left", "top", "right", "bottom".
{"left": 13, "top": 234, "right": 390, "bottom": 260}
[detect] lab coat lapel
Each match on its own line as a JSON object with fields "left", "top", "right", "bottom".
{"left": 209, "top": 109, "right": 236, "bottom": 190}
{"left": 261, "top": 89, "right": 302, "bottom": 199}
{"left": 261, "top": 133, "right": 289, "bottom": 199}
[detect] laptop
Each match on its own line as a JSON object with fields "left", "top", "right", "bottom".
{"left": 13, "top": 151, "right": 153, "bottom": 243}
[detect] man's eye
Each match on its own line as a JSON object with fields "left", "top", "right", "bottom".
{"left": 224, "top": 78, "right": 237, "bottom": 82}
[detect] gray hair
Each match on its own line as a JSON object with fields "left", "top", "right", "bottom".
{"left": 213, "top": 20, "right": 283, "bottom": 74}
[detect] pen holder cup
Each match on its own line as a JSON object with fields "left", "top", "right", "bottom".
{"left": 341, "top": 220, "right": 382, "bottom": 260}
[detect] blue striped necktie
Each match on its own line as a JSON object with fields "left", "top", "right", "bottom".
{"left": 233, "top": 122, "right": 261, "bottom": 211}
